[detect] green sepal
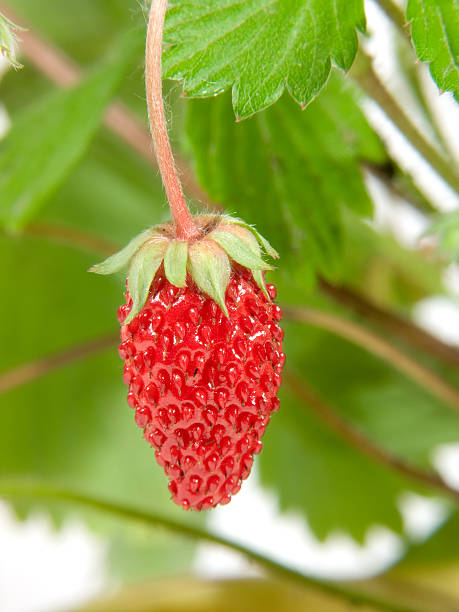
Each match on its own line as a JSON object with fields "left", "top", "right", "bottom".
{"left": 224, "top": 216, "right": 280, "bottom": 259}
{"left": 210, "top": 230, "right": 272, "bottom": 271}
{"left": 253, "top": 269, "right": 270, "bottom": 299}
{"left": 125, "top": 238, "right": 168, "bottom": 324}
{"left": 89, "top": 228, "right": 156, "bottom": 275}
{"left": 164, "top": 240, "right": 188, "bottom": 287}
{"left": 188, "top": 240, "right": 230, "bottom": 317}
{"left": 0, "top": 13, "right": 25, "bottom": 70}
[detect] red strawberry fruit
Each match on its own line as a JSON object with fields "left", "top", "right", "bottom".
{"left": 91, "top": 215, "right": 284, "bottom": 510}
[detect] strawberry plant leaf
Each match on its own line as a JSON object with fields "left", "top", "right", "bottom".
{"left": 407, "top": 0, "right": 459, "bottom": 100}
{"left": 426, "top": 209, "right": 459, "bottom": 261}
{"left": 163, "top": 0, "right": 365, "bottom": 118}
{"left": 259, "top": 319, "right": 459, "bottom": 541}
{"left": 398, "top": 512, "right": 459, "bottom": 566}
{"left": 185, "top": 75, "right": 385, "bottom": 281}
{"left": 0, "top": 28, "right": 143, "bottom": 231}
{"left": 0, "top": 234, "right": 199, "bottom": 578}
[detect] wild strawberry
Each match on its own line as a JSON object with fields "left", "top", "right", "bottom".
{"left": 91, "top": 215, "right": 283, "bottom": 510}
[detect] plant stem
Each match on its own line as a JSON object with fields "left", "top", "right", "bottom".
{"left": 145, "top": 0, "right": 200, "bottom": 240}
{"left": 362, "top": 160, "right": 437, "bottom": 214}
{"left": 375, "top": 0, "right": 409, "bottom": 39}
{"left": 0, "top": 478, "right": 420, "bottom": 612}
{"left": 283, "top": 305, "right": 459, "bottom": 413}
{"left": 351, "top": 48, "right": 459, "bottom": 196}
{"left": 319, "top": 280, "right": 459, "bottom": 370}
{"left": 2, "top": 329, "right": 458, "bottom": 507}
{"left": 285, "top": 371, "right": 459, "bottom": 504}
{"left": 6, "top": 2, "right": 441, "bottom": 218}
{"left": 0, "top": 334, "right": 118, "bottom": 395}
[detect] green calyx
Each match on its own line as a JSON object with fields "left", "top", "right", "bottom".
{"left": 0, "top": 13, "right": 25, "bottom": 70}
{"left": 90, "top": 214, "right": 278, "bottom": 323}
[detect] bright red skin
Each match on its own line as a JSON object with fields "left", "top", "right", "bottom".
{"left": 118, "top": 267, "right": 284, "bottom": 510}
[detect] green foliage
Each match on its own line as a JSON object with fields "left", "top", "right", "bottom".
{"left": 185, "top": 75, "right": 384, "bottom": 281}
{"left": 399, "top": 512, "right": 459, "bottom": 566}
{"left": 1, "top": 0, "right": 459, "bottom": 605}
{"left": 0, "top": 233, "right": 198, "bottom": 577}
{"left": 163, "top": 0, "right": 365, "bottom": 118}
{"left": 259, "top": 319, "right": 459, "bottom": 541}
{"left": 0, "top": 29, "right": 143, "bottom": 231}
{"left": 407, "top": 0, "right": 459, "bottom": 100}
{"left": 427, "top": 209, "right": 459, "bottom": 261}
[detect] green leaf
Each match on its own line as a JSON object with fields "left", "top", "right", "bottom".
{"left": 339, "top": 212, "right": 446, "bottom": 309}
{"left": 210, "top": 230, "right": 272, "bottom": 270}
{"left": 399, "top": 512, "right": 459, "bottom": 566}
{"left": 0, "top": 235, "right": 199, "bottom": 578}
{"left": 43, "top": 128, "right": 171, "bottom": 246}
{"left": 188, "top": 240, "right": 230, "bottom": 315}
{"left": 185, "top": 75, "right": 383, "bottom": 281}
{"left": 163, "top": 0, "right": 365, "bottom": 118}
{"left": 126, "top": 238, "right": 168, "bottom": 323}
{"left": 164, "top": 240, "right": 189, "bottom": 287}
{"left": 407, "top": 0, "right": 459, "bottom": 100}
{"left": 259, "top": 318, "right": 459, "bottom": 541}
{"left": 7, "top": 0, "right": 144, "bottom": 67}
{"left": 0, "top": 28, "right": 143, "bottom": 231}
{"left": 426, "top": 209, "right": 459, "bottom": 261}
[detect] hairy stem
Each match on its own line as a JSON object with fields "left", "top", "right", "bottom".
{"left": 285, "top": 372, "right": 459, "bottom": 503}
{"left": 284, "top": 306, "right": 459, "bottom": 413}
{"left": 5, "top": 1, "right": 443, "bottom": 218}
{"left": 351, "top": 49, "right": 459, "bottom": 196}
{"left": 145, "top": 0, "right": 200, "bottom": 240}
{"left": 0, "top": 479, "right": 421, "bottom": 612}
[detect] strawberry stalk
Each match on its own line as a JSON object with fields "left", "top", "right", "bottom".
{"left": 145, "top": 0, "right": 201, "bottom": 241}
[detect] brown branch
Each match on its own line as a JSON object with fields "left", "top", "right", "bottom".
{"left": 285, "top": 371, "right": 459, "bottom": 503}
{"left": 0, "top": 2, "right": 213, "bottom": 208}
{"left": 362, "top": 160, "right": 437, "bottom": 214}
{"left": 283, "top": 305, "right": 459, "bottom": 413}
{"left": 351, "top": 48, "right": 459, "bottom": 195}
{"left": 25, "top": 222, "right": 119, "bottom": 255}
{"left": 0, "top": 334, "right": 118, "bottom": 395}
{"left": 374, "top": 0, "right": 410, "bottom": 40}
{"left": 320, "top": 280, "right": 459, "bottom": 370}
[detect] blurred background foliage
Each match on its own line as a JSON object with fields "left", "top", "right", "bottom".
{"left": 0, "top": 1, "right": 458, "bottom": 610}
